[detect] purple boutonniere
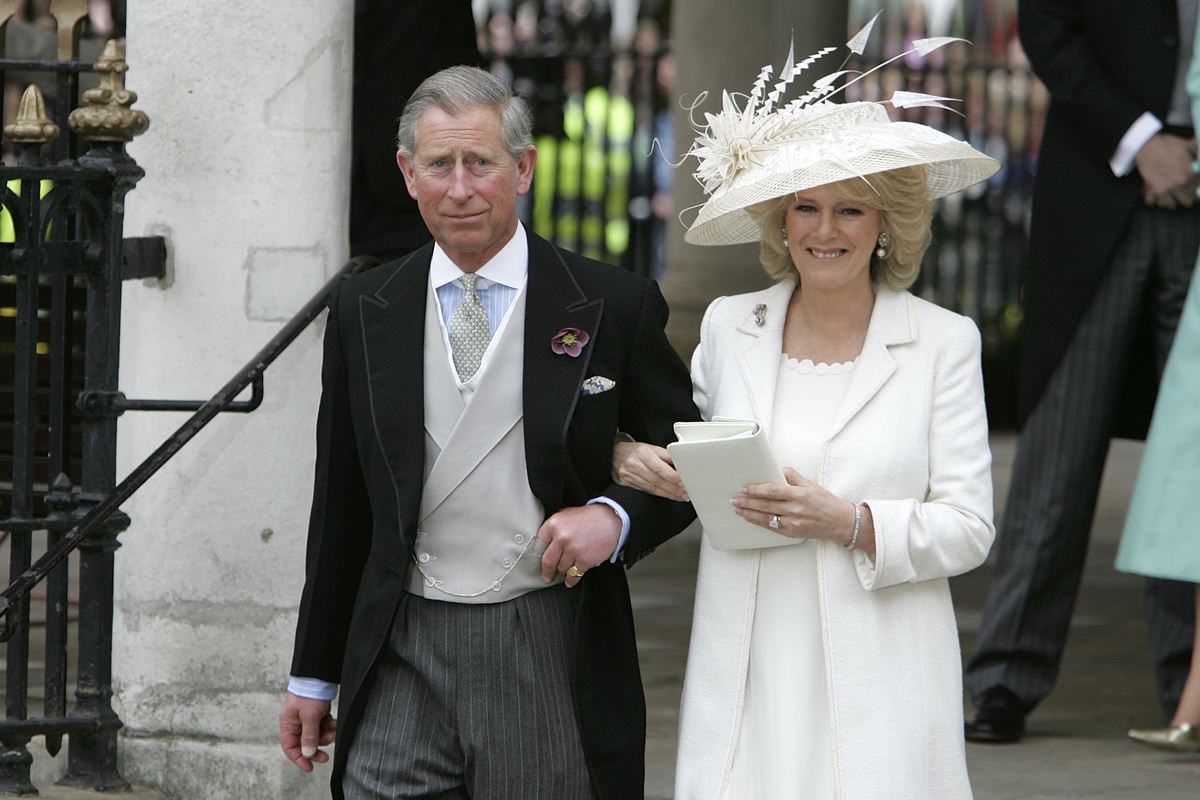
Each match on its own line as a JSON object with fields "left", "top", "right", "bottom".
{"left": 551, "top": 327, "right": 589, "bottom": 357}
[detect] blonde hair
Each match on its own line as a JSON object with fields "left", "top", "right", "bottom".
{"left": 747, "top": 166, "right": 933, "bottom": 290}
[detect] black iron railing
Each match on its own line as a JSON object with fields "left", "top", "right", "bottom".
{"left": 0, "top": 30, "right": 139, "bottom": 789}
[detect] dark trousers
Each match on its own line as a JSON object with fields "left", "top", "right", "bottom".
{"left": 967, "top": 205, "right": 1200, "bottom": 719}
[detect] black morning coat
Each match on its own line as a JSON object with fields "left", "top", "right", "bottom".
{"left": 290, "top": 231, "right": 700, "bottom": 799}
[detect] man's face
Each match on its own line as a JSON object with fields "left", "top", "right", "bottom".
{"left": 397, "top": 104, "right": 536, "bottom": 272}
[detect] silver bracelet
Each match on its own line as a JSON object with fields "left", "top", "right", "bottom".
{"left": 844, "top": 503, "right": 862, "bottom": 550}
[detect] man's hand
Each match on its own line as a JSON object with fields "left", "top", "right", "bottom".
{"left": 280, "top": 693, "right": 336, "bottom": 772}
{"left": 537, "top": 504, "right": 621, "bottom": 588}
{"left": 1136, "top": 134, "right": 1198, "bottom": 208}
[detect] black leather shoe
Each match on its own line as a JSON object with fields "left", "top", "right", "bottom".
{"left": 965, "top": 687, "right": 1026, "bottom": 743}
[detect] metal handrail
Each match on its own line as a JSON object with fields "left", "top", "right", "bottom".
{"left": 0, "top": 254, "right": 378, "bottom": 640}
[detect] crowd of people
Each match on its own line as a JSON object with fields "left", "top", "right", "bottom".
{"left": 275, "top": 1, "right": 1198, "bottom": 798}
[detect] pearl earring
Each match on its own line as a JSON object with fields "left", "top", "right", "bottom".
{"left": 875, "top": 231, "right": 891, "bottom": 259}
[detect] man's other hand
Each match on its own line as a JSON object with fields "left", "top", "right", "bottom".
{"left": 280, "top": 692, "right": 336, "bottom": 772}
{"left": 537, "top": 504, "right": 622, "bottom": 588}
{"left": 1136, "top": 134, "right": 1198, "bottom": 207}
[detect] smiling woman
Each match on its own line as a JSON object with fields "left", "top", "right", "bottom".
{"left": 610, "top": 24, "right": 1003, "bottom": 800}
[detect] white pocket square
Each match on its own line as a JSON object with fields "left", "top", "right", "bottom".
{"left": 581, "top": 375, "right": 616, "bottom": 396}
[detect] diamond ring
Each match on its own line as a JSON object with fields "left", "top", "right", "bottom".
{"left": 768, "top": 514, "right": 782, "bottom": 530}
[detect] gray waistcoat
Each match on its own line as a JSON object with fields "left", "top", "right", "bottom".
{"left": 404, "top": 281, "right": 561, "bottom": 602}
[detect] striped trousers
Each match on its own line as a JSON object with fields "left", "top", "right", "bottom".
{"left": 967, "top": 204, "right": 1200, "bottom": 719}
{"left": 342, "top": 586, "right": 593, "bottom": 800}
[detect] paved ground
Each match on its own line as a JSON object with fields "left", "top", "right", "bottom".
{"left": 629, "top": 434, "right": 1200, "bottom": 799}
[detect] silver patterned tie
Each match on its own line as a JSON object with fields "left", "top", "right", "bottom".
{"left": 449, "top": 273, "right": 491, "bottom": 381}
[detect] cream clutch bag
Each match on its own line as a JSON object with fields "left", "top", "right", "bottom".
{"left": 667, "top": 417, "right": 800, "bottom": 550}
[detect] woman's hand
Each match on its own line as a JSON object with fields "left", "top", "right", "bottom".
{"left": 732, "top": 467, "right": 873, "bottom": 555}
{"left": 611, "top": 441, "right": 689, "bottom": 502}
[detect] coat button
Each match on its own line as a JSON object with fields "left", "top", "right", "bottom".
{"left": 424, "top": 576, "right": 436, "bottom": 588}
{"left": 514, "top": 534, "right": 525, "bottom": 545}
{"left": 503, "top": 558, "right": 514, "bottom": 568}
{"left": 418, "top": 552, "right": 431, "bottom": 563}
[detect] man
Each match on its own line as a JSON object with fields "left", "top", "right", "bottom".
{"left": 278, "top": 66, "right": 698, "bottom": 798}
{"left": 965, "top": 0, "right": 1199, "bottom": 742}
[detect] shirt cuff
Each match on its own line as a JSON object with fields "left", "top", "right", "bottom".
{"left": 587, "top": 496, "right": 631, "bottom": 563}
{"left": 1111, "top": 112, "right": 1162, "bottom": 177}
{"left": 288, "top": 676, "right": 338, "bottom": 701}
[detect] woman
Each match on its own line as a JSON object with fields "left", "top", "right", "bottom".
{"left": 613, "top": 37, "right": 1000, "bottom": 800}
{"left": 1117, "top": 10, "right": 1200, "bottom": 753}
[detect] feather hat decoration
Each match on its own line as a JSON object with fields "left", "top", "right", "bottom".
{"left": 682, "top": 13, "right": 1000, "bottom": 246}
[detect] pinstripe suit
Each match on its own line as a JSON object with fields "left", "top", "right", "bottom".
{"left": 966, "top": 0, "right": 1198, "bottom": 719}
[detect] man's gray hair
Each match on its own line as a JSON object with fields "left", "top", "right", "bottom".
{"left": 396, "top": 66, "right": 533, "bottom": 164}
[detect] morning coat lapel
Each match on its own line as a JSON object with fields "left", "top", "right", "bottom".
{"left": 735, "top": 280, "right": 794, "bottom": 435}
{"left": 522, "top": 234, "right": 603, "bottom": 510}
{"left": 826, "top": 288, "right": 914, "bottom": 440}
{"left": 358, "top": 244, "right": 432, "bottom": 550}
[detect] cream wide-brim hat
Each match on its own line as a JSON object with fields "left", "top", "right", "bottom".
{"left": 683, "top": 101, "right": 1000, "bottom": 247}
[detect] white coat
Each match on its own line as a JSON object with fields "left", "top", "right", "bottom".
{"left": 674, "top": 280, "right": 995, "bottom": 800}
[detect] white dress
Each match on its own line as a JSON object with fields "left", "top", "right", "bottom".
{"left": 721, "top": 353, "right": 855, "bottom": 800}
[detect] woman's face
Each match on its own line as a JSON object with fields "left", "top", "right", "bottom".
{"left": 783, "top": 183, "right": 882, "bottom": 294}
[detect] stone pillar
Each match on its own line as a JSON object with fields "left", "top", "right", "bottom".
{"left": 664, "top": 0, "right": 849, "bottom": 356}
{"left": 115, "top": 2, "right": 353, "bottom": 797}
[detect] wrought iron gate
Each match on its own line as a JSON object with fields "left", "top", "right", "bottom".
{"left": 0, "top": 3, "right": 151, "bottom": 788}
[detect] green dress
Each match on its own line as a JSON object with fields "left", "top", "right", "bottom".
{"left": 1115, "top": 14, "right": 1200, "bottom": 583}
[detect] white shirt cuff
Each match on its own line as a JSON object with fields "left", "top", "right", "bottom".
{"left": 587, "top": 496, "right": 631, "bottom": 562}
{"left": 1111, "top": 112, "right": 1162, "bottom": 177}
{"left": 288, "top": 676, "right": 338, "bottom": 701}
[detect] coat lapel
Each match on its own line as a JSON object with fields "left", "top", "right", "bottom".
{"left": 522, "top": 234, "right": 603, "bottom": 510}
{"left": 735, "top": 280, "right": 794, "bottom": 434}
{"left": 358, "top": 245, "right": 432, "bottom": 550}
{"left": 826, "top": 288, "right": 915, "bottom": 440}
